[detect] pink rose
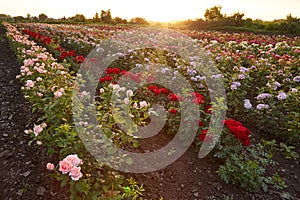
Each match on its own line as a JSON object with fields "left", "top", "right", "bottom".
{"left": 46, "top": 163, "right": 55, "bottom": 170}
{"left": 25, "top": 80, "right": 34, "bottom": 88}
{"left": 69, "top": 167, "right": 83, "bottom": 181}
{"left": 139, "top": 101, "right": 148, "bottom": 108}
{"left": 54, "top": 91, "right": 63, "bottom": 98}
{"left": 59, "top": 160, "right": 73, "bottom": 174}
{"left": 64, "top": 154, "right": 83, "bottom": 167}
{"left": 33, "top": 125, "right": 43, "bottom": 136}
{"left": 54, "top": 88, "right": 65, "bottom": 98}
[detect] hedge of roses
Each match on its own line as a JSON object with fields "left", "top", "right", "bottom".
{"left": 4, "top": 22, "right": 144, "bottom": 199}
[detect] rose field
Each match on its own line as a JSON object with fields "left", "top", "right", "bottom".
{"left": 0, "top": 21, "right": 299, "bottom": 200}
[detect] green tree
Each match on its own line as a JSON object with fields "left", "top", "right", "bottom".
{"left": 114, "top": 17, "right": 127, "bottom": 24}
{"left": 286, "top": 14, "right": 299, "bottom": 23}
{"left": 228, "top": 12, "right": 245, "bottom": 26}
{"left": 72, "top": 14, "right": 86, "bottom": 22}
{"left": 204, "top": 6, "right": 223, "bottom": 21}
{"left": 14, "top": 16, "right": 25, "bottom": 21}
{"left": 38, "top": 13, "right": 48, "bottom": 21}
{"left": 129, "top": 17, "right": 149, "bottom": 25}
{"left": 0, "top": 14, "right": 12, "bottom": 21}
{"left": 101, "top": 9, "right": 113, "bottom": 24}
{"left": 94, "top": 12, "right": 100, "bottom": 22}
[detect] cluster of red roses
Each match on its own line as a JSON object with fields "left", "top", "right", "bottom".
{"left": 99, "top": 67, "right": 125, "bottom": 82}
{"left": 23, "top": 29, "right": 52, "bottom": 45}
{"left": 100, "top": 68, "right": 143, "bottom": 83}
{"left": 23, "top": 29, "right": 86, "bottom": 64}
{"left": 223, "top": 119, "right": 251, "bottom": 146}
{"left": 56, "top": 48, "right": 85, "bottom": 64}
{"left": 57, "top": 49, "right": 75, "bottom": 60}
{"left": 148, "top": 85, "right": 169, "bottom": 95}
{"left": 199, "top": 119, "right": 251, "bottom": 146}
{"left": 105, "top": 67, "right": 123, "bottom": 74}
{"left": 99, "top": 75, "right": 113, "bottom": 83}
{"left": 98, "top": 67, "right": 209, "bottom": 116}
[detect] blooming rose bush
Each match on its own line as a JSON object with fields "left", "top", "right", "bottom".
{"left": 47, "top": 154, "right": 83, "bottom": 181}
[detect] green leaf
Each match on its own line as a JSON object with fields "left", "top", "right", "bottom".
{"left": 102, "top": 185, "right": 109, "bottom": 193}
{"left": 61, "top": 177, "right": 68, "bottom": 187}
{"left": 74, "top": 181, "right": 91, "bottom": 196}
{"left": 132, "top": 140, "right": 139, "bottom": 148}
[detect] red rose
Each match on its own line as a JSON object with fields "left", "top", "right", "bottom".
{"left": 159, "top": 88, "right": 169, "bottom": 94}
{"left": 192, "top": 96, "right": 205, "bottom": 104}
{"left": 148, "top": 86, "right": 160, "bottom": 95}
{"left": 200, "top": 130, "right": 213, "bottom": 142}
{"left": 243, "top": 139, "right": 251, "bottom": 146}
{"left": 205, "top": 106, "right": 212, "bottom": 114}
{"left": 200, "top": 130, "right": 208, "bottom": 141}
{"left": 99, "top": 76, "right": 112, "bottom": 83}
{"left": 197, "top": 120, "right": 204, "bottom": 126}
{"left": 168, "top": 93, "right": 184, "bottom": 102}
{"left": 121, "top": 70, "right": 127, "bottom": 75}
{"left": 169, "top": 109, "right": 177, "bottom": 114}
{"left": 75, "top": 55, "right": 85, "bottom": 63}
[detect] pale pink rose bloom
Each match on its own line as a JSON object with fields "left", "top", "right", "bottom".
{"left": 25, "top": 80, "right": 34, "bottom": 88}
{"left": 126, "top": 90, "right": 133, "bottom": 97}
{"left": 139, "top": 101, "right": 148, "bottom": 108}
{"left": 37, "top": 92, "right": 43, "bottom": 97}
{"left": 24, "top": 59, "right": 35, "bottom": 67}
{"left": 80, "top": 91, "right": 88, "bottom": 97}
{"left": 36, "top": 77, "right": 42, "bottom": 82}
{"left": 69, "top": 167, "right": 83, "bottom": 181}
{"left": 57, "top": 64, "right": 65, "bottom": 70}
{"left": 51, "top": 86, "right": 56, "bottom": 91}
{"left": 59, "top": 160, "right": 73, "bottom": 174}
{"left": 54, "top": 91, "right": 63, "bottom": 98}
{"left": 133, "top": 102, "right": 138, "bottom": 108}
{"left": 64, "top": 154, "right": 83, "bottom": 167}
{"left": 99, "top": 88, "right": 105, "bottom": 93}
{"left": 36, "top": 68, "right": 44, "bottom": 73}
{"left": 124, "top": 97, "right": 129, "bottom": 104}
{"left": 46, "top": 163, "right": 55, "bottom": 170}
{"left": 33, "top": 125, "right": 43, "bottom": 136}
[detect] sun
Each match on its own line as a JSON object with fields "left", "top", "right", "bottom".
{"left": 109, "top": 0, "right": 210, "bottom": 22}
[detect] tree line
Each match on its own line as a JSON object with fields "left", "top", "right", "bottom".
{"left": 1, "top": 6, "right": 299, "bottom": 34}
{"left": 0, "top": 9, "right": 149, "bottom": 25}
{"left": 180, "top": 6, "right": 300, "bottom": 34}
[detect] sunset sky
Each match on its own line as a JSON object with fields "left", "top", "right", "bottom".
{"left": 0, "top": 0, "right": 299, "bottom": 22}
